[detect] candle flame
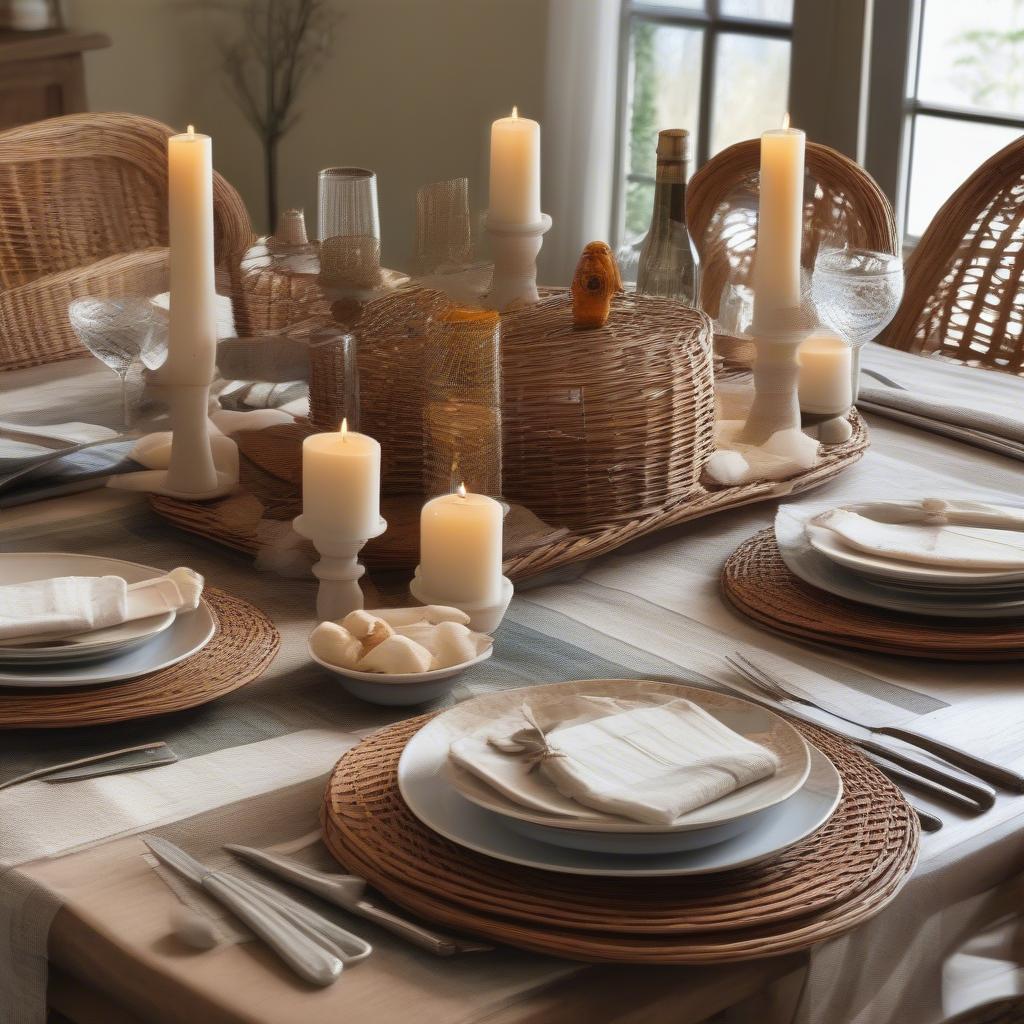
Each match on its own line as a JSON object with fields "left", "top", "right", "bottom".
{"left": 782, "top": 112, "right": 790, "bottom": 130}
{"left": 187, "top": 123, "right": 195, "bottom": 137}
{"left": 457, "top": 482, "right": 467, "bottom": 498}
{"left": 511, "top": 106, "right": 518, "bottom": 119}
{"left": 340, "top": 417, "right": 348, "bottom": 441}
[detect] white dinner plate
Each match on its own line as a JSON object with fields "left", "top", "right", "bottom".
{"left": 399, "top": 723, "right": 842, "bottom": 877}
{"left": 0, "top": 552, "right": 214, "bottom": 688}
{"left": 0, "top": 613, "right": 176, "bottom": 664}
{"left": 776, "top": 507, "right": 1024, "bottom": 619}
{"left": 804, "top": 502, "right": 1024, "bottom": 588}
{"left": 401, "top": 680, "right": 811, "bottom": 849}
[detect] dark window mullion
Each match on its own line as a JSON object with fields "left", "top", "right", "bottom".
{"left": 909, "top": 103, "right": 1024, "bottom": 131}
{"left": 697, "top": 22, "right": 717, "bottom": 167}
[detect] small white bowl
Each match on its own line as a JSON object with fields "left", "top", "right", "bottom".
{"left": 308, "top": 644, "right": 493, "bottom": 706}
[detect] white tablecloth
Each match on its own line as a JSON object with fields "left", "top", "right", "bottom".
{"left": 1, "top": 344, "right": 1023, "bottom": 1024}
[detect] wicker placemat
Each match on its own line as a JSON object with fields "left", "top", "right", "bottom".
{"left": 0, "top": 588, "right": 280, "bottom": 728}
{"left": 321, "top": 713, "right": 919, "bottom": 963}
{"left": 722, "top": 530, "right": 1024, "bottom": 661}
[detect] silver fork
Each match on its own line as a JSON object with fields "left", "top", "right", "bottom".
{"left": 731, "top": 653, "right": 1024, "bottom": 793}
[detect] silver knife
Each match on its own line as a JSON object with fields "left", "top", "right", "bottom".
{"left": 695, "top": 678, "right": 996, "bottom": 813}
{"left": 144, "top": 837, "right": 343, "bottom": 986}
{"left": 225, "top": 844, "right": 492, "bottom": 956}
{"left": 0, "top": 743, "right": 175, "bottom": 792}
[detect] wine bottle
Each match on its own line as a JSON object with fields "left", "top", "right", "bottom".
{"left": 635, "top": 129, "right": 700, "bottom": 303}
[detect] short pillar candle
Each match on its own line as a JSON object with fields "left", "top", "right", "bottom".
{"left": 302, "top": 419, "right": 381, "bottom": 538}
{"left": 798, "top": 332, "right": 853, "bottom": 415}
{"left": 420, "top": 484, "right": 503, "bottom": 605}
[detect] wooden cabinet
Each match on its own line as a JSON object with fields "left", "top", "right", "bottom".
{"left": 0, "top": 29, "right": 109, "bottom": 130}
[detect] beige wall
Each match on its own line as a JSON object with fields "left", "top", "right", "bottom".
{"left": 71, "top": 0, "right": 550, "bottom": 271}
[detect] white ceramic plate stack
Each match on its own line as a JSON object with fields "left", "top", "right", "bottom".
{"left": 775, "top": 503, "right": 1024, "bottom": 620}
{"left": 397, "top": 679, "right": 844, "bottom": 878}
{"left": 0, "top": 553, "right": 216, "bottom": 689}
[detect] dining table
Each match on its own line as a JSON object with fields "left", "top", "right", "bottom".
{"left": 1, "top": 340, "right": 1022, "bottom": 1024}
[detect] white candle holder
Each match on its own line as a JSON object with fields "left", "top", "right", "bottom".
{"left": 484, "top": 212, "right": 552, "bottom": 311}
{"left": 409, "top": 567, "right": 513, "bottom": 635}
{"left": 736, "top": 331, "right": 806, "bottom": 445}
{"left": 109, "top": 383, "right": 237, "bottom": 499}
{"left": 293, "top": 514, "right": 387, "bottom": 622}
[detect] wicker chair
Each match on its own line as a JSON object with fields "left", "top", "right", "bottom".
{"left": 880, "top": 134, "right": 1024, "bottom": 376}
{"left": 686, "top": 139, "right": 899, "bottom": 348}
{"left": 0, "top": 112, "right": 254, "bottom": 372}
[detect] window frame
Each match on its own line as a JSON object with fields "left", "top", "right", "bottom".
{"left": 866, "top": 0, "right": 1024, "bottom": 243}
{"left": 612, "top": 0, "right": 793, "bottom": 248}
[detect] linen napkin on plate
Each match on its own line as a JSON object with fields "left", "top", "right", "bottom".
{"left": 0, "top": 567, "right": 204, "bottom": 643}
{"left": 813, "top": 501, "right": 1024, "bottom": 570}
{"left": 450, "top": 694, "right": 780, "bottom": 826}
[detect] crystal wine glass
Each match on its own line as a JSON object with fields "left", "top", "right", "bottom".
{"left": 68, "top": 296, "right": 166, "bottom": 428}
{"left": 809, "top": 248, "right": 905, "bottom": 399}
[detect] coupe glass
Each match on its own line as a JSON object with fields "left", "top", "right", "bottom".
{"left": 68, "top": 296, "right": 167, "bottom": 428}
{"left": 809, "top": 248, "right": 904, "bottom": 399}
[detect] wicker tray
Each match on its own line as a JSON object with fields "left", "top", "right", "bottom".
{"left": 150, "top": 412, "right": 869, "bottom": 583}
{"left": 722, "top": 529, "right": 1024, "bottom": 660}
{"left": 320, "top": 709, "right": 918, "bottom": 964}
{"left": 0, "top": 587, "right": 280, "bottom": 728}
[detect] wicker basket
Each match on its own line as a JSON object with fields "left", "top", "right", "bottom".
{"left": 502, "top": 291, "right": 715, "bottom": 533}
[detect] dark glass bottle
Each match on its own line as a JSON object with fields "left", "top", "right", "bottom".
{"left": 635, "top": 129, "right": 700, "bottom": 303}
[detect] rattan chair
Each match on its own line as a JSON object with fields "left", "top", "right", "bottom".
{"left": 686, "top": 139, "right": 899, "bottom": 336}
{"left": 0, "top": 112, "right": 254, "bottom": 372}
{"left": 880, "top": 134, "right": 1024, "bottom": 376}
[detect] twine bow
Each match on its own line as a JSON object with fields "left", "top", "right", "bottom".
{"left": 490, "top": 703, "right": 567, "bottom": 772}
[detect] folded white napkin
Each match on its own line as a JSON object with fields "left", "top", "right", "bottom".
{"left": 0, "top": 567, "right": 203, "bottom": 643}
{"left": 450, "top": 694, "right": 780, "bottom": 826}
{"left": 814, "top": 502, "right": 1024, "bottom": 570}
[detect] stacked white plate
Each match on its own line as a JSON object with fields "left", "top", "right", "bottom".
{"left": 397, "top": 679, "right": 844, "bottom": 878}
{"left": 0, "top": 553, "right": 215, "bottom": 688}
{"left": 775, "top": 503, "right": 1024, "bottom": 620}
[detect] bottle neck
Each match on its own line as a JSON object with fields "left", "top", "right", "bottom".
{"left": 651, "top": 158, "right": 687, "bottom": 227}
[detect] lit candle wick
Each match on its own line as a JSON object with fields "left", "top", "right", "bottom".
{"left": 782, "top": 112, "right": 791, "bottom": 130}
{"left": 340, "top": 417, "right": 348, "bottom": 442}
{"left": 187, "top": 123, "right": 196, "bottom": 138}
{"left": 511, "top": 106, "right": 518, "bottom": 119}
{"left": 457, "top": 482, "right": 467, "bottom": 498}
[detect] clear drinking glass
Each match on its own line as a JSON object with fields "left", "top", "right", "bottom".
{"left": 317, "top": 167, "right": 382, "bottom": 287}
{"left": 317, "top": 167, "right": 380, "bottom": 243}
{"left": 68, "top": 296, "right": 167, "bottom": 428}
{"left": 809, "top": 248, "right": 905, "bottom": 399}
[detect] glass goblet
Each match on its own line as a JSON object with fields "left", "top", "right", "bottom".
{"left": 68, "top": 296, "right": 163, "bottom": 428}
{"left": 809, "top": 248, "right": 905, "bottom": 399}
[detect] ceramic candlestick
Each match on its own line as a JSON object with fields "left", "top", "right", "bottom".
{"left": 409, "top": 568, "right": 513, "bottom": 635}
{"left": 484, "top": 212, "right": 552, "bottom": 311}
{"left": 737, "top": 332, "right": 805, "bottom": 445}
{"left": 293, "top": 514, "right": 387, "bottom": 622}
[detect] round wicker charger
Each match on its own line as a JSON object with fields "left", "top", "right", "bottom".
{"left": 722, "top": 530, "right": 1024, "bottom": 661}
{"left": 321, "top": 712, "right": 919, "bottom": 963}
{"left": 0, "top": 588, "right": 280, "bottom": 729}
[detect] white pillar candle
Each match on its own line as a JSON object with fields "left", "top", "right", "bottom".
{"left": 302, "top": 419, "right": 381, "bottom": 538}
{"left": 165, "top": 125, "right": 218, "bottom": 386}
{"left": 798, "top": 332, "right": 853, "bottom": 414}
{"left": 753, "top": 117, "right": 805, "bottom": 334}
{"left": 420, "top": 484, "right": 503, "bottom": 605}
{"left": 488, "top": 107, "right": 541, "bottom": 226}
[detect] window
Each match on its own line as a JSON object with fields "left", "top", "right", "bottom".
{"left": 901, "top": 0, "right": 1024, "bottom": 237}
{"left": 614, "top": 0, "right": 794, "bottom": 245}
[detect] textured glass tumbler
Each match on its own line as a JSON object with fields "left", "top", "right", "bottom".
{"left": 318, "top": 167, "right": 382, "bottom": 288}
{"left": 308, "top": 326, "right": 360, "bottom": 432}
{"left": 422, "top": 308, "right": 502, "bottom": 498}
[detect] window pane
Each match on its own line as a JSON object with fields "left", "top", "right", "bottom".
{"left": 720, "top": 0, "right": 793, "bottom": 21}
{"left": 906, "top": 115, "right": 1019, "bottom": 236}
{"left": 625, "top": 19, "right": 703, "bottom": 183}
{"left": 917, "top": 0, "right": 1024, "bottom": 117}
{"left": 625, "top": 179, "right": 656, "bottom": 240}
{"left": 710, "top": 34, "right": 790, "bottom": 155}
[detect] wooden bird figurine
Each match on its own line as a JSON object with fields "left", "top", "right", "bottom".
{"left": 571, "top": 241, "right": 623, "bottom": 328}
